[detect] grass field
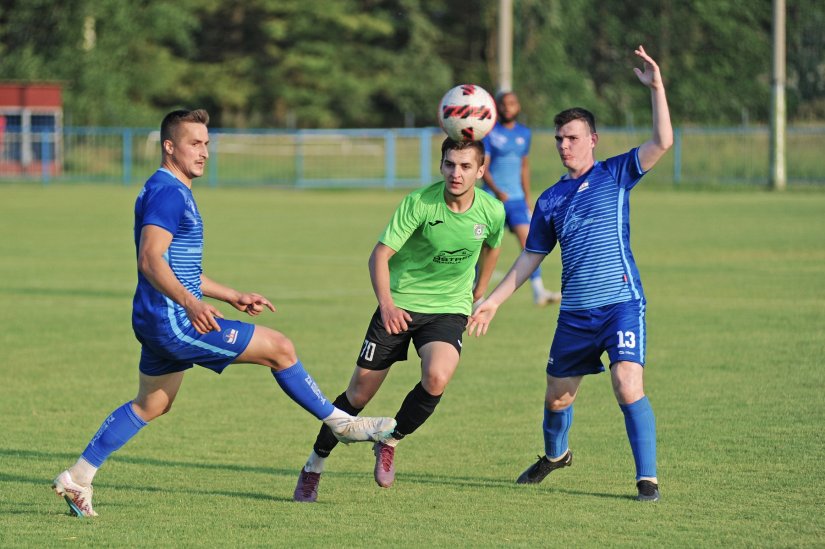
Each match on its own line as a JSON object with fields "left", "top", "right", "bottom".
{"left": 1, "top": 183, "right": 823, "bottom": 547}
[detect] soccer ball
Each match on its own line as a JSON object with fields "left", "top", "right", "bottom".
{"left": 438, "top": 84, "right": 497, "bottom": 142}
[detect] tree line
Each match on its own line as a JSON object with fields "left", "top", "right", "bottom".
{"left": 1, "top": 0, "right": 822, "bottom": 128}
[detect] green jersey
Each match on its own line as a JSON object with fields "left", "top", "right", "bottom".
{"left": 379, "top": 181, "right": 505, "bottom": 315}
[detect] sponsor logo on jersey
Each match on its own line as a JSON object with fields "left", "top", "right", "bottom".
{"left": 577, "top": 181, "right": 589, "bottom": 193}
{"left": 473, "top": 224, "right": 486, "bottom": 239}
{"left": 223, "top": 328, "right": 238, "bottom": 344}
{"left": 433, "top": 248, "right": 473, "bottom": 264}
{"left": 428, "top": 219, "right": 445, "bottom": 227}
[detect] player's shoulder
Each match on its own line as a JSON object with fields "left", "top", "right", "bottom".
{"left": 138, "top": 169, "right": 189, "bottom": 205}
{"left": 535, "top": 175, "right": 577, "bottom": 213}
{"left": 473, "top": 187, "right": 506, "bottom": 222}
{"left": 514, "top": 122, "right": 532, "bottom": 135}
{"left": 406, "top": 180, "right": 444, "bottom": 202}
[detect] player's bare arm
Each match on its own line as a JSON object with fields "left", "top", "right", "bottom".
{"left": 200, "top": 275, "right": 276, "bottom": 316}
{"left": 467, "top": 250, "right": 545, "bottom": 336}
{"left": 138, "top": 224, "right": 222, "bottom": 334}
{"left": 521, "top": 155, "right": 531, "bottom": 207}
{"left": 368, "top": 242, "right": 412, "bottom": 335}
{"left": 634, "top": 45, "right": 674, "bottom": 172}
{"left": 473, "top": 243, "right": 501, "bottom": 303}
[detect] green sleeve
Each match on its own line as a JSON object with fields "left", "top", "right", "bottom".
{"left": 379, "top": 193, "right": 422, "bottom": 252}
{"left": 485, "top": 202, "right": 506, "bottom": 248}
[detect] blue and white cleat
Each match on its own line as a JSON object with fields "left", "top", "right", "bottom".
{"left": 52, "top": 470, "right": 98, "bottom": 517}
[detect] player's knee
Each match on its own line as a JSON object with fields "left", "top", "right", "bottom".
{"left": 267, "top": 331, "right": 298, "bottom": 369}
{"left": 610, "top": 361, "right": 644, "bottom": 403}
{"left": 421, "top": 373, "right": 450, "bottom": 395}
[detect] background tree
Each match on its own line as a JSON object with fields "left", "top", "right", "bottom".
{"left": 0, "top": 0, "right": 822, "bottom": 128}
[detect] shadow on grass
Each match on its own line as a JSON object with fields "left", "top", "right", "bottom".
{"left": 0, "top": 286, "right": 132, "bottom": 300}
{"left": 1, "top": 447, "right": 630, "bottom": 501}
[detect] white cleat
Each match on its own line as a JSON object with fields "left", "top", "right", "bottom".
{"left": 52, "top": 470, "right": 98, "bottom": 517}
{"left": 534, "top": 290, "right": 562, "bottom": 307}
{"left": 328, "top": 416, "right": 397, "bottom": 444}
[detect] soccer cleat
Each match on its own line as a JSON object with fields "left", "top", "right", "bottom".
{"left": 534, "top": 290, "right": 562, "bottom": 307}
{"left": 515, "top": 450, "right": 573, "bottom": 484}
{"left": 293, "top": 469, "right": 322, "bottom": 503}
{"left": 328, "top": 416, "right": 397, "bottom": 444}
{"left": 52, "top": 470, "right": 98, "bottom": 517}
{"left": 636, "top": 480, "right": 660, "bottom": 502}
{"left": 373, "top": 441, "right": 396, "bottom": 488}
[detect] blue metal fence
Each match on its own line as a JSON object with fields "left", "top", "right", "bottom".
{"left": 1, "top": 125, "right": 824, "bottom": 187}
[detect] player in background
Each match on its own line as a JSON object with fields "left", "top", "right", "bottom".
{"left": 482, "top": 91, "right": 560, "bottom": 306}
{"left": 468, "top": 46, "right": 672, "bottom": 502}
{"left": 293, "top": 138, "right": 505, "bottom": 503}
{"left": 52, "top": 109, "right": 396, "bottom": 518}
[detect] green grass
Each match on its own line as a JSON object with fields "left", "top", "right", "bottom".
{"left": 0, "top": 184, "right": 823, "bottom": 547}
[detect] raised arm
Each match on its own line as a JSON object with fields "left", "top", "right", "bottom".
{"left": 634, "top": 45, "right": 673, "bottom": 172}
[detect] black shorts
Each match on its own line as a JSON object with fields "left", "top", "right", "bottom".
{"left": 356, "top": 307, "right": 468, "bottom": 371}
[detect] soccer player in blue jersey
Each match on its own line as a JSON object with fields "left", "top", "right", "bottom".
{"left": 482, "top": 91, "right": 560, "bottom": 306}
{"left": 51, "top": 109, "right": 395, "bottom": 517}
{"left": 469, "top": 46, "right": 672, "bottom": 502}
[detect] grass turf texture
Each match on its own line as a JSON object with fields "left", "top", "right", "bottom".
{"left": 0, "top": 184, "right": 823, "bottom": 547}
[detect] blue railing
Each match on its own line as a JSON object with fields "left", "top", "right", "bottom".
{"left": 2, "top": 125, "right": 824, "bottom": 187}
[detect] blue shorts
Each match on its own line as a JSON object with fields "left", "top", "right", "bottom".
{"left": 547, "top": 300, "right": 646, "bottom": 378}
{"left": 136, "top": 317, "right": 255, "bottom": 376}
{"left": 502, "top": 198, "right": 531, "bottom": 230}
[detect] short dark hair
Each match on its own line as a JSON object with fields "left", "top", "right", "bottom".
{"left": 495, "top": 90, "right": 517, "bottom": 105}
{"left": 554, "top": 108, "right": 596, "bottom": 134}
{"left": 160, "top": 109, "right": 210, "bottom": 144}
{"left": 440, "top": 137, "right": 486, "bottom": 166}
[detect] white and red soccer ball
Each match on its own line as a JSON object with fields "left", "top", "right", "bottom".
{"left": 438, "top": 84, "right": 497, "bottom": 142}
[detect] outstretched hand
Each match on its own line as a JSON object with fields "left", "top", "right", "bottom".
{"left": 633, "top": 45, "right": 663, "bottom": 89}
{"left": 466, "top": 299, "right": 499, "bottom": 337}
{"left": 233, "top": 292, "right": 277, "bottom": 316}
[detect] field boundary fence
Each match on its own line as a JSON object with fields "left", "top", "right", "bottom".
{"left": 1, "top": 125, "right": 823, "bottom": 187}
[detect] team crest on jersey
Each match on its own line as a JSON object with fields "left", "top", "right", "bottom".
{"left": 577, "top": 181, "right": 590, "bottom": 193}
{"left": 223, "top": 329, "right": 238, "bottom": 344}
{"left": 473, "top": 224, "right": 486, "bottom": 239}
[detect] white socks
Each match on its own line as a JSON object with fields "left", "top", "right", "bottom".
{"left": 304, "top": 451, "right": 326, "bottom": 474}
{"left": 69, "top": 457, "right": 98, "bottom": 486}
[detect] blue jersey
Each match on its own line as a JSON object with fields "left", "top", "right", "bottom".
{"left": 132, "top": 168, "right": 204, "bottom": 339}
{"left": 526, "top": 148, "right": 646, "bottom": 311}
{"left": 482, "top": 122, "right": 531, "bottom": 200}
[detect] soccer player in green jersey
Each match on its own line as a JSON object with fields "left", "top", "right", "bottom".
{"left": 293, "top": 138, "right": 505, "bottom": 502}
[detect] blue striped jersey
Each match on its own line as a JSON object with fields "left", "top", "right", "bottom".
{"left": 132, "top": 168, "right": 204, "bottom": 338}
{"left": 482, "top": 122, "right": 531, "bottom": 199}
{"left": 526, "top": 148, "right": 646, "bottom": 311}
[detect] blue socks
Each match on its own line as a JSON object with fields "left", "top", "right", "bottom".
{"left": 620, "top": 396, "right": 657, "bottom": 480}
{"left": 272, "top": 361, "right": 335, "bottom": 420}
{"left": 81, "top": 401, "right": 147, "bottom": 467}
{"left": 543, "top": 405, "right": 573, "bottom": 459}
